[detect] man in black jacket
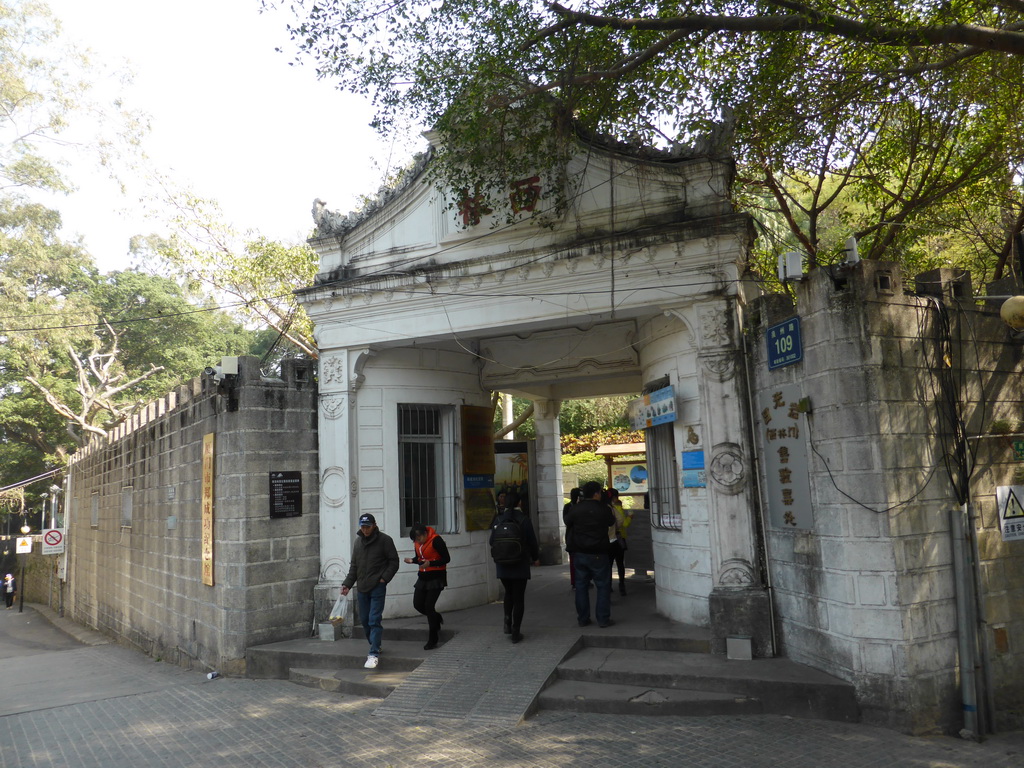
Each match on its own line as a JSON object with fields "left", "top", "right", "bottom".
{"left": 341, "top": 513, "right": 400, "bottom": 668}
{"left": 564, "top": 481, "right": 616, "bottom": 628}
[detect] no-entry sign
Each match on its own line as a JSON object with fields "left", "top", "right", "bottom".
{"left": 42, "top": 528, "right": 65, "bottom": 555}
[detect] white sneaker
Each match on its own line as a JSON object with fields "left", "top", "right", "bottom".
{"left": 363, "top": 655, "right": 379, "bottom": 669}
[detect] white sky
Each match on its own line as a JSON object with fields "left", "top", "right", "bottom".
{"left": 39, "top": 0, "right": 415, "bottom": 272}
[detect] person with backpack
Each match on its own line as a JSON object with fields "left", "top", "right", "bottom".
{"left": 404, "top": 522, "right": 451, "bottom": 650}
{"left": 564, "top": 481, "right": 616, "bottom": 628}
{"left": 489, "top": 491, "right": 539, "bottom": 643}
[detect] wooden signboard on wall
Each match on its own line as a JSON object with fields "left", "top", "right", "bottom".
{"left": 202, "top": 432, "right": 215, "bottom": 586}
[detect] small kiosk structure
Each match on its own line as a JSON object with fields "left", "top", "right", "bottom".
{"left": 595, "top": 442, "right": 652, "bottom": 577}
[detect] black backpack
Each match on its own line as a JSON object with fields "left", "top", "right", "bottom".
{"left": 490, "top": 510, "right": 525, "bottom": 564}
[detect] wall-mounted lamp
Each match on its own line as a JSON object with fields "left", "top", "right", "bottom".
{"left": 999, "top": 296, "right": 1024, "bottom": 331}
{"left": 203, "top": 356, "right": 240, "bottom": 411}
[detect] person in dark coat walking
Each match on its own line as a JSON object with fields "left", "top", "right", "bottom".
{"left": 404, "top": 522, "right": 451, "bottom": 650}
{"left": 341, "top": 513, "right": 400, "bottom": 669}
{"left": 489, "top": 492, "right": 539, "bottom": 643}
{"left": 564, "top": 481, "right": 616, "bottom": 627}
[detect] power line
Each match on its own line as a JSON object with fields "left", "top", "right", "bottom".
{"left": 1, "top": 468, "right": 63, "bottom": 494}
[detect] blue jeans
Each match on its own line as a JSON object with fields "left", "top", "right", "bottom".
{"left": 574, "top": 552, "right": 612, "bottom": 626}
{"left": 356, "top": 581, "right": 387, "bottom": 656}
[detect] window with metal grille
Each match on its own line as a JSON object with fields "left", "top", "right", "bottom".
{"left": 398, "top": 404, "right": 457, "bottom": 533}
{"left": 646, "top": 422, "right": 681, "bottom": 529}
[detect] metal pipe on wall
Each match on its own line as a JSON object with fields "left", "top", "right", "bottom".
{"left": 951, "top": 504, "right": 979, "bottom": 738}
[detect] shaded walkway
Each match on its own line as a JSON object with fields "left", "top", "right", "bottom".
{"left": 373, "top": 565, "right": 703, "bottom": 726}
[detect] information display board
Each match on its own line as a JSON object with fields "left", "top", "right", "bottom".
{"left": 269, "top": 471, "right": 302, "bottom": 518}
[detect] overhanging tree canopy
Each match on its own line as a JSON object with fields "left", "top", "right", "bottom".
{"left": 267, "top": 1, "right": 1024, "bottom": 282}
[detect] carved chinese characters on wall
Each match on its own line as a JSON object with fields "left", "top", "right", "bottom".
{"left": 459, "top": 176, "right": 541, "bottom": 227}
{"left": 201, "top": 432, "right": 215, "bottom": 586}
{"left": 759, "top": 383, "right": 813, "bottom": 530}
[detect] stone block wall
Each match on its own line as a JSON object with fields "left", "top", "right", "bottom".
{"left": 751, "top": 263, "right": 1024, "bottom": 733}
{"left": 65, "top": 357, "right": 318, "bottom": 674}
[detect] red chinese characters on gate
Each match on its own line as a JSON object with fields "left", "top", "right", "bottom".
{"left": 458, "top": 176, "right": 542, "bottom": 226}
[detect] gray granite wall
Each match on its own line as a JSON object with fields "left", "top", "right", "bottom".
{"left": 65, "top": 357, "right": 318, "bottom": 674}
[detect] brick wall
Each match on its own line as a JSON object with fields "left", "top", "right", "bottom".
{"left": 64, "top": 357, "right": 318, "bottom": 674}
{"left": 751, "top": 263, "right": 1024, "bottom": 733}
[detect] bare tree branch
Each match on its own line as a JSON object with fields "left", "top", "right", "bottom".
{"left": 543, "top": 2, "right": 1024, "bottom": 56}
{"left": 494, "top": 402, "right": 534, "bottom": 438}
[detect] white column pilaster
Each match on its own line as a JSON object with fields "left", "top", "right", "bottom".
{"left": 531, "top": 397, "right": 565, "bottom": 564}
{"left": 317, "top": 348, "right": 372, "bottom": 586}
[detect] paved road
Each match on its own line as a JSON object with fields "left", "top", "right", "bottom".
{"left": 1, "top": 604, "right": 1023, "bottom": 768}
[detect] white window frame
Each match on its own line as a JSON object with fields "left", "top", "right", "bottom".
{"left": 397, "top": 404, "right": 457, "bottom": 534}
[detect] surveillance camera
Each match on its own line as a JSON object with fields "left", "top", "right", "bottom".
{"left": 204, "top": 366, "right": 217, "bottom": 376}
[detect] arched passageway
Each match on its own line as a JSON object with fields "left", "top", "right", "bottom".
{"left": 300, "top": 140, "right": 770, "bottom": 652}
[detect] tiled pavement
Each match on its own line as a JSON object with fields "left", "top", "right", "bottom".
{"left": 2, "top": 675, "right": 1024, "bottom": 768}
{"left": 3, "top": 588, "right": 1024, "bottom": 767}
{"left": 373, "top": 624, "right": 579, "bottom": 726}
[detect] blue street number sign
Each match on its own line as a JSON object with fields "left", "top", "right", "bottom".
{"left": 767, "top": 317, "right": 803, "bottom": 370}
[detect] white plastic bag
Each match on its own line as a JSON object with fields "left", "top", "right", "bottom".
{"left": 328, "top": 594, "right": 347, "bottom": 622}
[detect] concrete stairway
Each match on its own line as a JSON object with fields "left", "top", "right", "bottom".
{"left": 245, "top": 571, "right": 859, "bottom": 724}
{"left": 246, "top": 626, "right": 451, "bottom": 699}
{"left": 537, "top": 633, "right": 860, "bottom": 722}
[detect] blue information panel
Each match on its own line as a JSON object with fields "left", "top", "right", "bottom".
{"left": 766, "top": 317, "right": 803, "bottom": 370}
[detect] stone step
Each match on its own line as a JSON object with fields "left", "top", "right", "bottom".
{"left": 537, "top": 679, "right": 764, "bottom": 717}
{"left": 350, "top": 625, "right": 454, "bottom": 644}
{"left": 289, "top": 666, "right": 412, "bottom": 698}
{"left": 579, "top": 625, "right": 711, "bottom": 654}
{"left": 549, "top": 647, "right": 859, "bottom": 722}
{"left": 246, "top": 637, "right": 441, "bottom": 679}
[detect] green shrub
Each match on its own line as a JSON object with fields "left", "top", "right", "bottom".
{"left": 562, "top": 459, "right": 606, "bottom": 488}
{"left": 561, "top": 428, "right": 643, "bottom": 455}
{"left": 562, "top": 451, "right": 599, "bottom": 466}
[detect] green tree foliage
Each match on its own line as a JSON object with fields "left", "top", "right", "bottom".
{"left": 559, "top": 396, "right": 632, "bottom": 435}
{"left": 1, "top": 0, "right": 76, "bottom": 193}
{"left": 0, "top": 0, "right": 145, "bottom": 196}
{"left": 268, "top": 1, "right": 1024, "bottom": 284}
{"left": 0, "top": 200, "right": 261, "bottom": 486}
{"left": 132, "top": 192, "right": 319, "bottom": 358}
{"left": 491, "top": 394, "right": 641, "bottom": 452}
{"left": 561, "top": 429, "right": 644, "bottom": 455}
{"left": 0, "top": 2, "right": 269, "bottom": 490}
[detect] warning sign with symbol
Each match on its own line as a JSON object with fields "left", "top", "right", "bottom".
{"left": 41, "top": 528, "right": 65, "bottom": 555}
{"left": 995, "top": 486, "right": 1024, "bottom": 542}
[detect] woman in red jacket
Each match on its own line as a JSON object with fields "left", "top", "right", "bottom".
{"left": 404, "top": 523, "right": 451, "bottom": 650}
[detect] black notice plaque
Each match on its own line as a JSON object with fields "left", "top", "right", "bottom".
{"left": 269, "top": 471, "right": 302, "bottom": 518}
